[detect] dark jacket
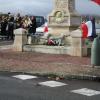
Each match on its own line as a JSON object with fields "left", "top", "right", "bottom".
{"left": 28, "top": 18, "right": 37, "bottom": 35}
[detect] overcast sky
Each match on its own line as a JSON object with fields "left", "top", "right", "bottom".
{"left": 0, "top": 0, "right": 100, "bottom": 16}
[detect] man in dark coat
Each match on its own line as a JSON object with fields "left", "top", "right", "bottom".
{"left": 1, "top": 16, "right": 8, "bottom": 36}
{"left": 28, "top": 16, "right": 37, "bottom": 35}
{"left": 14, "top": 13, "right": 22, "bottom": 29}
{"left": 7, "top": 16, "right": 14, "bottom": 40}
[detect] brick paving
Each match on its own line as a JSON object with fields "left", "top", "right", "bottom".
{"left": 0, "top": 42, "right": 100, "bottom": 77}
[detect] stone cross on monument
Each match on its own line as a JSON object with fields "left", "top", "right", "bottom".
{"left": 48, "top": 0, "right": 81, "bottom": 36}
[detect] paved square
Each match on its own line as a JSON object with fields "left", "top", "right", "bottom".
{"left": 39, "top": 81, "right": 67, "bottom": 87}
{"left": 71, "top": 88, "right": 100, "bottom": 96}
{"left": 12, "top": 75, "right": 38, "bottom": 80}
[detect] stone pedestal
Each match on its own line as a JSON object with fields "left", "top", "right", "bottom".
{"left": 27, "top": 36, "right": 32, "bottom": 45}
{"left": 48, "top": 0, "right": 81, "bottom": 36}
{"left": 71, "top": 29, "right": 82, "bottom": 56}
{"left": 71, "top": 29, "right": 88, "bottom": 57}
{"left": 13, "top": 28, "right": 28, "bottom": 51}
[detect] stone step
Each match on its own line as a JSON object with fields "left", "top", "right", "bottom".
{"left": 23, "top": 45, "right": 71, "bottom": 54}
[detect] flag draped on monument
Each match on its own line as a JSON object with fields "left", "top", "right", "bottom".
{"left": 91, "top": 0, "right": 100, "bottom": 5}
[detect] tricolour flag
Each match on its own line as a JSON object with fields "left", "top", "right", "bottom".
{"left": 91, "top": 0, "right": 100, "bottom": 5}
{"left": 81, "top": 18, "right": 97, "bottom": 38}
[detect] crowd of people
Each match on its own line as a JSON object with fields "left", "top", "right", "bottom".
{"left": 0, "top": 13, "right": 37, "bottom": 40}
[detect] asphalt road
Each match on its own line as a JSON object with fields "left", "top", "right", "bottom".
{"left": 0, "top": 72, "right": 100, "bottom": 100}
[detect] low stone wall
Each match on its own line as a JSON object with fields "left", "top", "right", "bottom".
{"left": 12, "top": 28, "right": 90, "bottom": 57}
{"left": 23, "top": 45, "right": 71, "bottom": 55}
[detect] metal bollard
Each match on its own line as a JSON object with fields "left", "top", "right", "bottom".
{"left": 91, "top": 36, "right": 100, "bottom": 67}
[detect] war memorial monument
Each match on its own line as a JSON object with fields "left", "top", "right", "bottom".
{"left": 13, "top": 0, "right": 91, "bottom": 57}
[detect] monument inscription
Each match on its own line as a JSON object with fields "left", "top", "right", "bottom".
{"left": 68, "top": 0, "right": 75, "bottom": 12}
{"left": 55, "top": 0, "right": 75, "bottom": 12}
{"left": 55, "top": 0, "right": 68, "bottom": 9}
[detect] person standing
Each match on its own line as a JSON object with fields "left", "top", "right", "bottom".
{"left": 23, "top": 15, "right": 32, "bottom": 29}
{"left": 7, "top": 16, "right": 14, "bottom": 40}
{"left": 28, "top": 16, "right": 37, "bottom": 35}
{"left": 1, "top": 16, "right": 8, "bottom": 36}
{"left": 14, "top": 13, "right": 22, "bottom": 29}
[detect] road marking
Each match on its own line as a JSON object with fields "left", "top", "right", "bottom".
{"left": 12, "top": 74, "right": 38, "bottom": 80}
{"left": 39, "top": 81, "right": 67, "bottom": 87}
{"left": 71, "top": 88, "right": 100, "bottom": 96}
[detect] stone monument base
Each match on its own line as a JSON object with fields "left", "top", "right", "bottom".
{"left": 23, "top": 45, "right": 71, "bottom": 55}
